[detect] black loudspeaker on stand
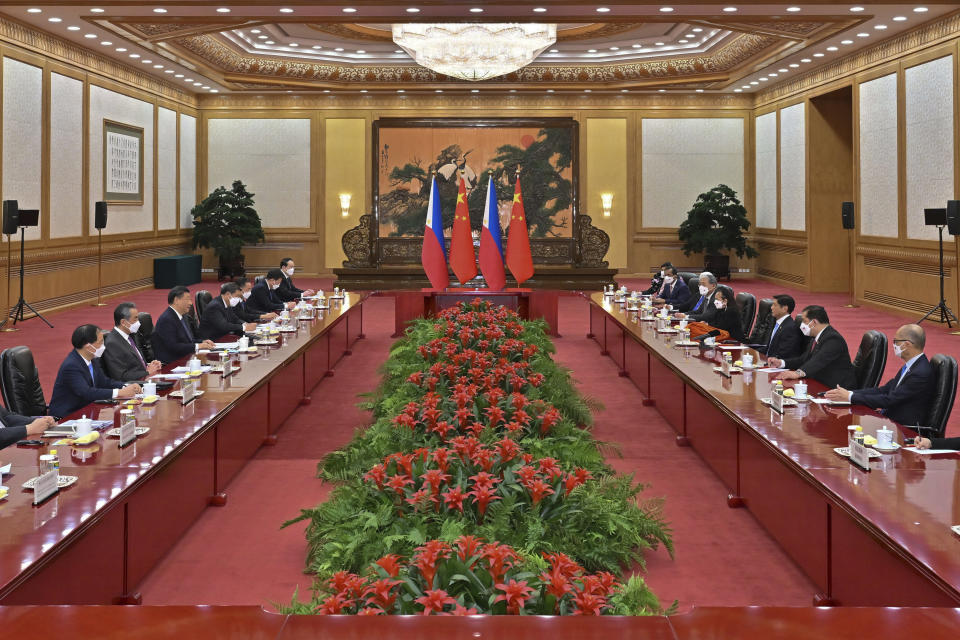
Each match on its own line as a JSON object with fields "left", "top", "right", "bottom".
{"left": 918, "top": 203, "right": 959, "bottom": 328}
{"left": 840, "top": 201, "right": 859, "bottom": 308}
{"left": 0, "top": 200, "right": 53, "bottom": 331}
{"left": 93, "top": 201, "right": 108, "bottom": 307}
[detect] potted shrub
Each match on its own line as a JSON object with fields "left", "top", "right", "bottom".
{"left": 677, "top": 184, "right": 758, "bottom": 278}
{"left": 190, "top": 180, "right": 265, "bottom": 280}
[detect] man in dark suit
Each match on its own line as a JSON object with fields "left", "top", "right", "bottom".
{"left": 48, "top": 324, "right": 141, "bottom": 418}
{"left": 675, "top": 271, "right": 720, "bottom": 324}
{"left": 276, "top": 258, "right": 315, "bottom": 302}
{"left": 152, "top": 286, "right": 216, "bottom": 364}
{"left": 102, "top": 302, "right": 162, "bottom": 382}
{"left": 199, "top": 282, "right": 258, "bottom": 341}
{"left": 652, "top": 266, "right": 690, "bottom": 308}
{"left": 248, "top": 269, "right": 296, "bottom": 316}
{"left": 758, "top": 294, "right": 804, "bottom": 360}
{"left": 825, "top": 324, "right": 934, "bottom": 426}
{"left": 642, "top": 261, "right": 672, "bottom": 296}
{"left": 1, "top": 410, "right": 55, "bottom": 449}
{"left": 769, "top": 305, "right": 857, "bottom": 390}
{"left": 234, "top": 277, "right": 278, "bottom": 323}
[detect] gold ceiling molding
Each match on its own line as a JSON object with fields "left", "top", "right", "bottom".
{"left": 0, "top": 15, "right": 196, "bottom": 106}
{"left": 174, "top": 30, "right": 775, "bottom": 87}
{"left": 755, "top": 10, "right": 960, "bottom": 106}
{"left": 197, "top": 92, "right": 752, "bottom": 110}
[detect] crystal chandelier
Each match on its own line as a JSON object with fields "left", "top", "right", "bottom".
{"left": 392, "top": 23, "right": 556, "bottom": 81}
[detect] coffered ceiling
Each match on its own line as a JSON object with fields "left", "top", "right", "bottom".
{"left": 2, "top": 2, "right": 957, "bottom": 95}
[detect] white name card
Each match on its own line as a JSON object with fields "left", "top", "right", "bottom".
{"left": 770, "top": 391, "right": 784, "bottom": 414}
{"left": 119, "top": 417, "right": 137, "bottom": 448}
{"left": 721, "top": 358, "right": 731, "bottom": 378}
{"left": 33, "top": 469, "right": 59, "bottom": 505}
{"left": 222, "top": 356, "right": 233, "bottom": 377}
{"left": 849, "top": 440, "right": 872, "bottom": 471}
{"left": 181, "top": 379, "right": 195, "bottom": 405}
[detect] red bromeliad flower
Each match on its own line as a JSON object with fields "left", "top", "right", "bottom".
{"left": 316, "top": 593, "right": 352, "bottom": 615}
{"left": 363, "top": 578, "right": 402, "bottom": 609}
{"left": 407, "top": 371, "right": 424, "bottom": 386}
{"left": 495, "top": 437, "right": 521, "bottom": 462}
{"left": 416, "top": 589, "right": 457, "bottom": 615}
{"left": 537, "top": 457, "right": 561, "bottom": 479}
{"left": 469, "top": 485, "right": 501, "bottom": 517}
{"left": 375, "top": 554, "right": 403, "bottom": 577}
{"left": 543, "top": 552, "right": 583, "bottom": 580}
{"left": 472, "top": 447, "right": 496, "bottom": 472}
{"left": 485, "top": 406, "right": 506, "bottom": 428}
{"left": 421, "top": 468, "right": 451, "bottom": 495}
{"left": 454, "top": 535, "right": 484, "bottom": 564}
{"left": 364, "top": 463, "right": 387, "bottom": 489}
{"left": 527, "top": 478, "right": 555, "bottom": 505}
{"left": 442, "top": 485, "right": 467, "bottom": 512}
{"left": 482, "top": 542, "right": 518, "bottom": 584}
{"left": 447, "top": 603, "right": 479, "bottom": 616}
{"left": 571, "top": 589, "right": 611, "bottom": 616}
{"left": 494, "top": 579, "right": 535, "bottom": 614}
{"left": 539, "top": 407, "right": 561, "bottom": 435}
{"left": 469, "top": 471, "right": 500, "bottom": 490}
{"left": 412, "top": 540, "right": 451, "bottom": 587}
{"left": 540, "top": 567, "right": 573, "bottom": 604}
{"left": 516, "top": 465, "right": 539, "bottom": 487}
{"left": 386, "top": 474, "right": 413, "bottom": 495}
{"left": 356, "top": 606, "right": 385, "bottom": 615}
{"left": 432, "top": 447, "right": 451, "bottom": 472}
{"left": 329, "top": 570, "right": 358, "bottom": 593}
{"left": 405, "top": 486, "right": 434, "bottom": 510}
{"left": 574, "top": 468, "right": 593, "bottom": 484}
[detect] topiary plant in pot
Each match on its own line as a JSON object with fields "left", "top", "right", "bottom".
{"left": 677, "top": 184, "right": 758, "bottom": 279}
{"left": 190, "top": 180, "right": 265, "bottom": 280}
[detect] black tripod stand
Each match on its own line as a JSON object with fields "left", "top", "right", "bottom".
{"left": 918, "top": 224, "right": 957, "bottom": 328}
{"left": 0, "top": 225, "right": 53, "bottom": 330}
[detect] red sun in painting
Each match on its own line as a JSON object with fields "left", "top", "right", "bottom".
{"left": 519, "top": 134, "right": 535, "bottom": 149}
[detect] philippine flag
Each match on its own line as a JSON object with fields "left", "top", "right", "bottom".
{"left": 421, "top": 176, "right": 449, "bottom": 289}
{"left": 478, "top": 175, "right": 506, "bottom": 291}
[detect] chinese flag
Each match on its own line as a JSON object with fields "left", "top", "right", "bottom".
{"left": 506, "top": 175, "right": 534, "bottom": 285}
{"left": 449, "top": 175, "right": 477, "bottom": 285}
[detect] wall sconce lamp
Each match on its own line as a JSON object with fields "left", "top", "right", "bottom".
{"left": 601, "top": 193, "right": 614, "bottom": 217}
{"left": 339, "top": 193, "right": 351, "bottom": 218}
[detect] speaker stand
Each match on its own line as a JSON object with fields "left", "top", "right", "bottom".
{"left": 0, "top": 234, "right": 15, "bottom": 332}
{"left": 843, "top": 228, "right": 859, "bottom": 308}
{"left": 92, "top": 228, "right": 106, "bottom": 307}
{"left": 0, "top": 226, "right": 53, "bottom": 330}
{"left": 918, "top": 225, "right": 958, "bottom": 328}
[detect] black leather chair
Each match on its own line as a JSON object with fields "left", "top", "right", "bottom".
{"left": 195, "top": 290, "right": 213, "bottom": 319}
{"left": 924, "top": 354, "right": 957, "bottom": 438}
{"left": 736, "top": 292, "right": 757, "bottom": 339}
{"left": 747, "top": 298, "right": 774, "bottom": 345}
{"left": 686, "top": 276, "right": 700, "bottom": 297}
{"left": 853, "top": 330, "right": 887, "bottom": 389}
{"left": 254, "top": 275, "right": 265, "bottom": 285}
{"left": 678, "top": 271, "right": 698, "bottom": 287}
{"left": 0, "top": 346, "right": 48, "bottom": 416}
{"left": 135, "top": 311, "right": 155, "bottom": 362}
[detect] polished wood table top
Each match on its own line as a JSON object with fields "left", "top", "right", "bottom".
{"left": 0, "top": 294, "right": 367, "bottom": 597}
{"left": 590, "top": 293, "right": 960, "bottom": 594}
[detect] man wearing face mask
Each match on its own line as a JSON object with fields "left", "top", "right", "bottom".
{"left": 276, "top": 258, "right": 315, "bottom": 302}
{"left": 48, "top": 324, "right": 140, "bottom": 418}
{"left": 102, "top": 302, "right": 162, "bottom": 382}
{"left": 824, "top": 324, "right": 934, "bottom": 426}
{"left": 642, "top": 262, "right": 673, "bottom": 296}
{"left": 676, "top": 271, "right": 719, "bottom": 323}
{"left": 153, "top": 286, "right": 217, "bottom": 364}
{"left": 248, "top": 269, "right": 297, "bottom": 316}
{"left": 652, "top": 265, "right": 690, "bottom": 308}
{"left": 768, "top": 305, "right": 857, "bottom": 389}
{"left": 199, "top": 282, "right": 259, "bottom": 340}
{"left": 233, "top": 277, "right": 278, "bottom": 323}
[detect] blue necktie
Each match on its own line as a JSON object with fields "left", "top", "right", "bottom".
{"left": 693, "top": 296, "right": 704, "bottom": 312}
{"left": 88, "top": 362, "right": 95, "bottom": 385}
{"left": 182, "top": 316, "right": 194, "bottom": 341}
{"left": 894, "top": 364, "right": 907, "bottom": 388}
{"left": 768, "top": 321, "right": 780, "bottom": 349}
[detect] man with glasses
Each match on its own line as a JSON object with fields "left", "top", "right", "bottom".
{"left": 824, "top": 324, "right": 933, "bottom": 426}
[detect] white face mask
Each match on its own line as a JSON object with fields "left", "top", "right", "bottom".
{"left": 285, "top": 267, "right": 295, "bottom": 277}
{"left": 893, "top": 343, "right": 904, "bottom": 359}
{"left": 662, "top": 276, "right": 674, "bottom": 284}
{"left": 714, "top": 299, "right": 724, "bottom": 310}
{"left": 90, "top": 343, "right": 105, "bottom": 359}
{"left": 242, "top": 290, "right": 252, "bottom": 300}
{"left": 799, "top": 321, "right": 812, "bottom": 337}
{"left": 699, "top": 285, "right": 709, "bottom": 296}
{"left": 127, "top": 320, "right": 141, "bottom": 334}
{"left": 229, "top": 296, "right": 241, "bottom": 307}
{"left": 270, "top": 282, "right": 279, "bottom": 290}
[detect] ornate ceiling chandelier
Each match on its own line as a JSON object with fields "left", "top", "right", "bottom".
{"left": 392, "top": 23, "right": 557, "bottom": 81}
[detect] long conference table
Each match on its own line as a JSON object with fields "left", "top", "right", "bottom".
{"left": 0, "top": 292, "right": 367, "bottom": 605}
{"left": 588, "top": 292, "right": 960, "bottom": 608}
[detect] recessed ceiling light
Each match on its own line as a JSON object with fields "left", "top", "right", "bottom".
{"left": 893, "top": 16, "right": 907, "bottom": 22}
{"left": 768, "top": 73, "right": 778, "bottom": 77}
{"left": 587, "top": 49, "right": 597, "bottom": 53}
{"left": 742, "top": 85, "right": 750, "bottom": 89}
{"left": 849, "top": 6, "right": 864, "bottom": 12}
{"left": 658, "top": 89, "right": 666, "bottom": 92}
{"left": 660, "top": 7, "right": 674, "bottom": 13}
{"left": 841, "top": 39, "right": 853, "bottom": 44}
{"left": 549, "top": 49, "right": 559, "bottom": 53}
{"left": 813, "top": 53, "right": 824, "bottom": 57}
{"left": 695, "top": 89, "right": 704, "bottom": 92}
{"left": 692, "top": 28, "right": 703, "bottom": 32}
{"left": 632, "top": 43, "right": 642, "bottom": 48}
{"left": 406, "top": 7, "right": 420, "bottom": 13}
{"left": 115, "top": 47, "right": 126, "bottom": 52}
{"left": 786, "top": 7, "right": 801, "bottom": 12}
{"left": 533, "top": 7, "right": 547, "bottom": 13}
{"left": 312, "top": 45, "right": 322, "bottom": 49}
{"left": 734, "top": 89, "right": 742, "bottom": 92}
{"left": 800, "top": 58, "right": 811, "bottom": 63}
{"left": 789, "top": 63, "right": 799, "bottom": 68}
{"left": 857, "top": 32, "right": 870, "bottom": 37}
{"left": 609, "top": 46, "right": 619, "bottom": 51}
{"left": 435, "top": 89, "right": 443, "bottom": 93}
{"left": 193, "top": 82, "right": 202, "bottom": 86}
{"left": 470, "top": 7, "right": 484, "bottom": 13}
{"left": 201, "top": 86, "right": 209, "bottom": 89}
{"left": 342, "top": 7, "right": 356, "bottom": 13}
{"left": 546, "top": 89, "right": 555, "bottom": 93}
{"left": 335, "top": 47, "right": 344, "bottom": 52}
{"left": 210, "top": 89, "right": 219, "bottom": 93}
{"left": 874, "top": 24, "right": 887, "bottom": 30}
{"left": 759, "top": 77, "right": 768, "bottom": 82}
{"left": 279, "top": 8, "right": 294, "bottom": 13}
{"left": 394, "top": 49, "right": 403, "bottom": 53}
{"left": 360, "top": 89, "right": 368, "bottom": 93}
{"left": 67, "top": 25, "right": 80, "bottom": 31}
{"left": 164, "top": 69, "right": 174, "bottom": 73}
{"left": 913, "top": 7, "right": 928, "bottom": 13}
{"left": 509, "top": 89, "right": 517, "bottom": 93}
{"left": 27, "top": 8, "right": 42, "bottom": 13}
{"left": 678, "top": 40, "right": 688, "bottom": 44}
{"left": 584, "top": 89, "right": 592, "bottom": 93}
{"left": 129, "top": 53, "right": 140, "bottom": 58}
{"left": 184, "top": 78, "right": 193, "bottom": 82}
{"left": 323, "top": 89, "right": 331, "bottom": 93}
{"left": 84, "top": 33, "right": 97, "bottom": 38}
{"left": 257, "top": 35, "right": 268, "bottom": 39}
{"left": 48, "top": 17, "right": 62, "bottom": 23}
{"left": 217, "top": 8, "right": 230, "bottom": 13}
{"left": 826, "top": 46, "right": 838, "bottom": 51}
{"left": 250, "top": 29, "right": 261, "bottom": 34}
{"left": 142, "top": 59, "right": 152, "bottom": 64}
{"left": 153, "top": 8, "right": 167, "bottom": 13}
{"left": 779, "top": 68, "right": 788, "bottom": 72}
{"left": 356, "top": 50, "right": 365, "bottom": 53}
{"left": 264, "top": 40, "right": 275, "bottom": 44}
{"left": 153, "top": 64, "right": 163, "bottom": 68}
{"left": 750, "top": 81, "right": 759, "bottom": 85}
{"left": 596, "top": 7, "right": 610, "bottom": 13}
{"left": 723, "top": 7, "right": 738, "bottom": 13}
{"left": 90, "top": 7, "right": 104, "bottom": 13}
{"left": 655, "top": 41, "right": 665, "bottom": 46}
{"left": 685, "top": 34, "right": 695, "bottom": 38}
{"left": 99, "top": 40, "right": 111, "bottom": 46}
{"left": 621, "top": 89, "right": 629, "bottom": 92}
{"left": 289, "top": 43, "right": 299, "bottom": 46}
{"left": 397, "top": 89, "right": 405, "bottom": 93}
{"left": 175, "top": 74, "right": 183, "bottom": 78}
{"left": 471, "top": 89, "right": 479, "bottom": 93}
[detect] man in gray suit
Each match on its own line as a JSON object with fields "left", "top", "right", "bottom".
{"left": 102, "top": 302, "right": 162, "bottom": 382}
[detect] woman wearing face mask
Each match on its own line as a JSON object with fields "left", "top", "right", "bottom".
{"left": 705, "top": 285, "right": 745, "bottom": 343}
{"left": 48, "top": 324, "right": 140, "bottom": 419}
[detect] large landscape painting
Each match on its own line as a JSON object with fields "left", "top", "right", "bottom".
{"left": 374, "top": 118, "right": 577, "bottom": 240}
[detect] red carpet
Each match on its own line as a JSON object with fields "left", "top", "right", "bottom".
{"left": 0, "top": 278, "right": 952, "bottom": 611}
